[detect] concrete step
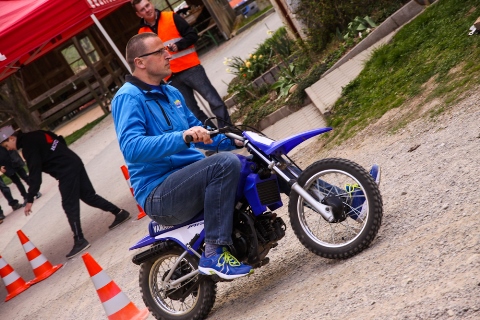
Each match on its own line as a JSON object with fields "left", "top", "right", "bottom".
{"left": 305, "top": 0, "right": 426, "bottom": 116}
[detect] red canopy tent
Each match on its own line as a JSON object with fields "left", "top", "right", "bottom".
{"left": 0, "top": 0, "right": 131, "bottom": 82}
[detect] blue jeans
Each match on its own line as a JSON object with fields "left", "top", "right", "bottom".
{"left": 144, "top": 153, "right": 241, "bottom": 246}
{"left": 169, "top": 65, "right": 232, "bottom": 127}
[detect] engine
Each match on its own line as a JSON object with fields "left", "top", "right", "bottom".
{"left": 231, "top": 208, "right": 286, "bottom": 268}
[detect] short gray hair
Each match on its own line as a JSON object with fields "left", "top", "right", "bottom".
{"left": 125, "top": 33, "right": 159, "bottom": 72}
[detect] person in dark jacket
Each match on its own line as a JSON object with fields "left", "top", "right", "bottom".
{"left": 0, "top": 146, "right": 42, "bottom": 204}
{"left": 0, "top": 126, "right": 131, "bottom": 259}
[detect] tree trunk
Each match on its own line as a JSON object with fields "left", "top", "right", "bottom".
{"left": 0, "top": 75, "right": 40, "bottom": 132}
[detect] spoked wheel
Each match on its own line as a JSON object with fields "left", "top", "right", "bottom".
{"left": 139, "top": 245, "right": 216, "bottom": 320}
{"left": 288, "top": 158, "right": 383, "bottom": 259}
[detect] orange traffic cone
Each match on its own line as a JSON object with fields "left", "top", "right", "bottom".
{"left": 0, "top": 255, "right": 31, "bottom": 301}
{"left": 82, "top": 253, "right": 149, "bottom": 320}
{"left": 120, "top": 165, "right": 146, "bottom": 220}
{"left": 17, "top": 230, "right": 63, "bottom": 285}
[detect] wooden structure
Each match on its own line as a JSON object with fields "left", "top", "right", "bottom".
{"left": 0, "top": 0, "right": 236, "bottom": 131}
{"left": 0, "top": 4, "right": 138, "bottom": 130}
{"left": 202, "top": 0, "right": 236, "bottom": 40}
{"left": 267, "top": 0, "right": 305, "bottom": 40}
{"left": 154, "top": 0, "right": 236, "bottom": 41}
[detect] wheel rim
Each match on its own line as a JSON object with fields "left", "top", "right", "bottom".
{"left": 296, "top": 169, "right": 368, "bottom": 248}
{"left": 149, "top": 253, "right": 199, "bottom": 315}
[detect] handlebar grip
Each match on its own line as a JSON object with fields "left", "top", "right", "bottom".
{"left": 185, "top": 135, "right": 193, "bottom": 143}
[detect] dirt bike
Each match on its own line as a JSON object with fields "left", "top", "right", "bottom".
{"left": 129, "top": 126, "right": 383, "bottom": 320}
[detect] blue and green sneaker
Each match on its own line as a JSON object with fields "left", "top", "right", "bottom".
{"left": 199, "top": 247, "right": 253, "bottom": 280}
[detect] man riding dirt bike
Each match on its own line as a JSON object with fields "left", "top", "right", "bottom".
{"left": 112, "top": 33, "right": 253, "bottom": 279}
{"left": 112, "top": 33, "right": 383, "bottom": 319}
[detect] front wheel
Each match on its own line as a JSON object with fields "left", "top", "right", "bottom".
{"left": 288, "top": 158, "right": 383, "bottom": 259}
{"left": 139, "top": 244, "right": 217, "bottom": 320}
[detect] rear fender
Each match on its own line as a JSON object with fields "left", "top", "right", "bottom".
{"left": 129, "top": 218, "right": 205, "bottom": 251}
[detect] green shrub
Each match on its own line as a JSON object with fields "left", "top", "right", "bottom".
{"left": 343, "top": 16, "right": 377, "bottom": 40}
{"left": 271, "top": 64, "right": 299, "bottom": 99}
{"left": 227, "top": 0, "right": 411, "bottom": 128}
{"left": 224, "top": 27, "right": 295, "bottom": 82}
{"left": 297, "top": 0, "right": 409, "bottom": 52}
{"left": 224, "top": 54, "right": 272, "bottom": 81}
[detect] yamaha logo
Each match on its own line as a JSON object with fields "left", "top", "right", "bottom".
{"left": 153, "top": 224, "right": 174, "bottom": 233}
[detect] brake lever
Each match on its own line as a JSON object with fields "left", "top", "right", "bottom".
{"left": 208, "top": 129, "right": 220, "bottom": 139}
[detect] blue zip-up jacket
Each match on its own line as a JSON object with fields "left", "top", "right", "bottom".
{"left": 111, "top": 75, "right": 237, "bottom": 208}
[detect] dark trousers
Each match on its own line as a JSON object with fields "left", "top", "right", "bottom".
{"left": 9, "top": 166, "right": 29, "bottom": 199}
{"left": 0, "top": 175, "right": 18, "bottom": 207}
{"left": 59, "top": 166, "right": 119, "bottom": 240}
{"left": 170, "top": 65, "right": 232, "bottom": 128}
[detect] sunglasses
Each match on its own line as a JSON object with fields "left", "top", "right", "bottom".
{"left": 137, "top": 47, "right": 167, "bottom": 58}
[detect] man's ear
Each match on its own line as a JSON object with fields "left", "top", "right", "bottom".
{"left": 134, "top": 57, "right": 147, "bottom": 70}
{"left": 136, "top": 11, "right": 143, "bottom": 19}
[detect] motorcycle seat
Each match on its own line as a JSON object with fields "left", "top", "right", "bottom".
{"left": 148, "top": 211, "right": 204, "bottom": 237}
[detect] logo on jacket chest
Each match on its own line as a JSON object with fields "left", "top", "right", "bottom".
{"left": 50, "top": 139, "right": 59, "bottom": 151}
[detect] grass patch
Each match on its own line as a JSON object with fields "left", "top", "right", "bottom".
{"left": 1, "top": 173, "right": 16, "bottom": 185}
{"left": 324, "top": 0, "right": 480, "bottom": 145}
{"left": 64, "top": 114, "right": 108, "bottom": 145}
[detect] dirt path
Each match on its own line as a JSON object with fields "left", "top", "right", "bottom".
{"left": 0, "top": 89, "right": 478, "bottom": 319}
{"left": 205, "top": 89, "right": 480, "bottom": 319}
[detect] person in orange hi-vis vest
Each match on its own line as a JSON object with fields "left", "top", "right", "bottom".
{"left": 131, "top": 0, "right": 231, "bottom": 129}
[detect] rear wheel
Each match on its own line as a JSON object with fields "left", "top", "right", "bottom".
{"left": 139, "top": 245, "right": 216, "bottom": 320}
{"left": 288, "top": 158, "right": 383, "bottom": 259}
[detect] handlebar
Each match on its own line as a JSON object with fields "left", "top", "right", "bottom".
{"left": 184, "top": 127, "right": 244, "bottom": 144}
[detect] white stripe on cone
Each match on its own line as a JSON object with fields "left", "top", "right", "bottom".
{"left": 21, "top": 239, "right": 48, "bottom": 269}
{"left": 103, "top": 292, "right": 134, "bottom": 315}
{"left": 2, "top": 270, "right": 21, "bottom": 286}
{"left": 0, "top": 258, "right": 7, "bottom": 269}
{"left": 91, "top": 270, "right": 111, "bottom": 290}
{"left": 30, "top": 254, "right": 48, "bottom": 269}
{"left": 90, "top": 265, "right": 136, "bottom": 316}
{"left": 22, "top": 241, "right": 35, "bottom": 252}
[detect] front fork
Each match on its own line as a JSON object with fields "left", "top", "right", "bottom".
{"left": 244, "top": 142, "right": 335, "bottom": 222}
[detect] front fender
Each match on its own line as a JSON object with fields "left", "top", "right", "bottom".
{"left": 244, "top": 127, "right": 332, "bottom": 155}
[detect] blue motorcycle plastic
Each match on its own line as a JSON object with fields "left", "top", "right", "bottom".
{"left": 130, "top": 127, "right": 383, "bottom": 320}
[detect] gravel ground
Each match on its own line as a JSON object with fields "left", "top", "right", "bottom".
{"left": 0, "top": 88, "right": 478, "bottom": 320}
{"left": 205, "top": 89, "right": 480, "bottom": 319}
